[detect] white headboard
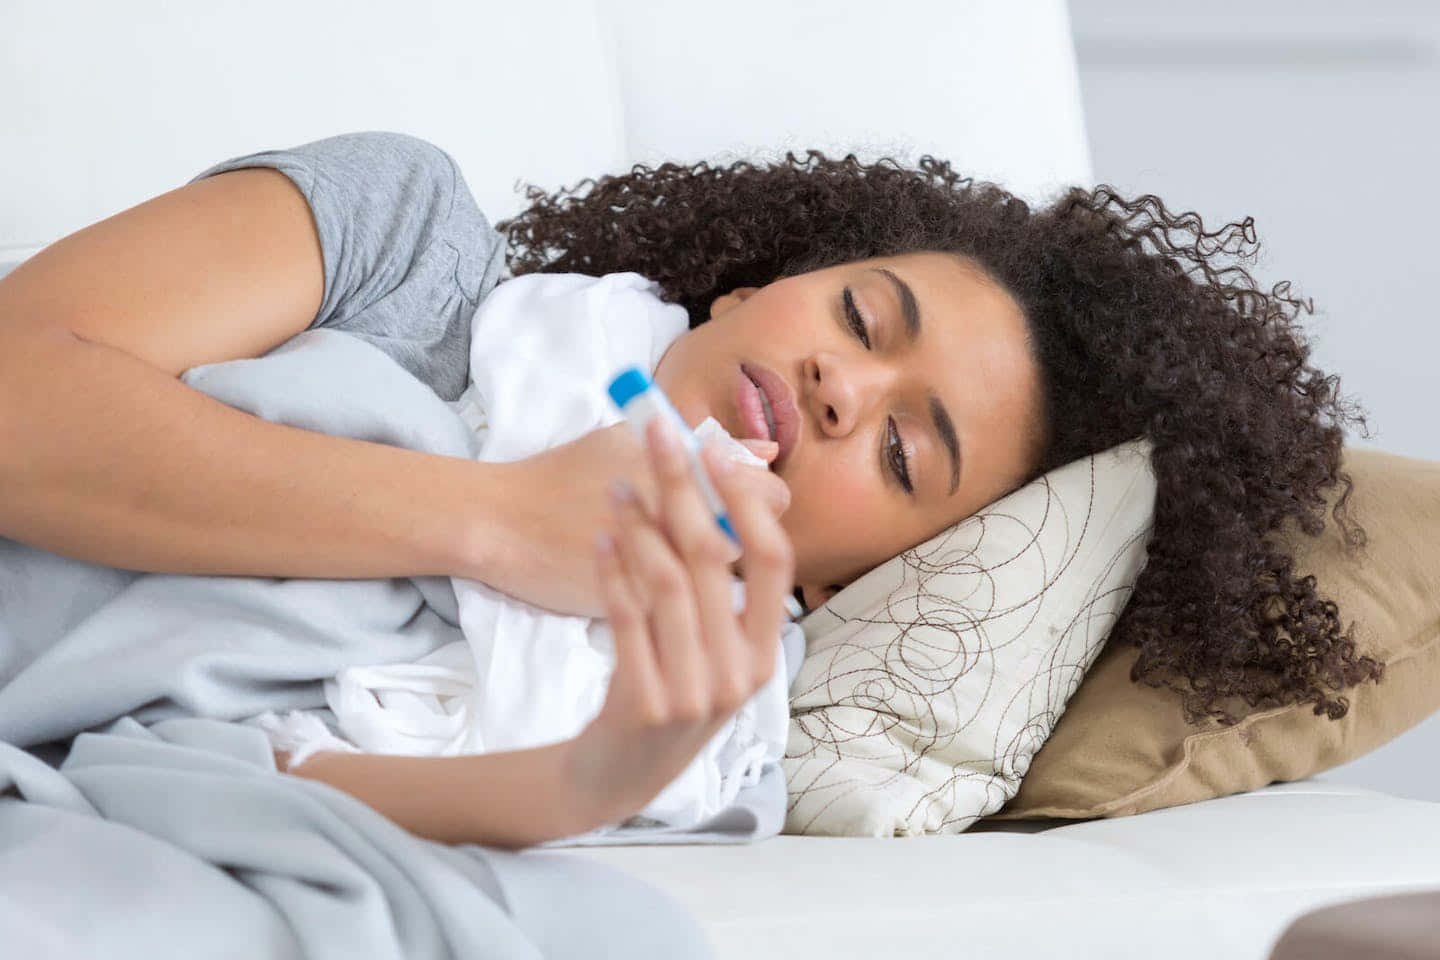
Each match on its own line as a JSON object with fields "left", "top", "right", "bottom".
{"left": 2, "top": 0, "right": 1091, "bottom": 263}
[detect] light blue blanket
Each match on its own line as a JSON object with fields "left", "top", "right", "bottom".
{"left": 0, "top": 329, "right": 781, "bottom": 956}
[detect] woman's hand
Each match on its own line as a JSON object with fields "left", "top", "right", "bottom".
{"left": 466, "top": 422, "right": 790, "bottom": 617}
{"left": 559, "top": 415, "right": 795, "bottom": 826}
{"left": 276, "top": 419, "right": 794, "bottom": 847}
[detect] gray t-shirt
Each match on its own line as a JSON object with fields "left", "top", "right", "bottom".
{"left": 188, "top": 130, "right": 508, "bottom": 401}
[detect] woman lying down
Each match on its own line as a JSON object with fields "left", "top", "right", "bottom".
{"left": 0, "top": 131, "right": 1375, "bottom": 849}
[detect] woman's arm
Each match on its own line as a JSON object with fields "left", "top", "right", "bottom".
{"left": 281, "top": 743, "right": 622, "bottom": 849}
{"left": 0, "top": 168, "right": 492, "bottom": 580}
{"left": 0, "top": 165, "right": 790, "bottom": 608}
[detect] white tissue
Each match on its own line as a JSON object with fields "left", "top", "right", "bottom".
{"left": 694, "top": 416, "right": 767, "bottom": 469}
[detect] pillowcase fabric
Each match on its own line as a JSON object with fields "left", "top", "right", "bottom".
{"left": 984, "top": 447, "right": 1440, "bottom": 821}
{"left": 781, "top": 438, "right": 1157, "bottom": 837}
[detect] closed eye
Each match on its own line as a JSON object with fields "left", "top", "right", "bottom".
{"left": 887, "top": 417, "right": 914, "bottom": 494}
{"left": 843, "top": 287, "right": 870, "bottom": 349}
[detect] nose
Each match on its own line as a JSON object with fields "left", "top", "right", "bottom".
{"left": 802, "top": 351, "right": 888, "bottom": 437}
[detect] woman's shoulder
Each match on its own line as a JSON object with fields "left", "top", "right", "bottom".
{"left": 192, "top": 130, "right": 507, "bottom": 400}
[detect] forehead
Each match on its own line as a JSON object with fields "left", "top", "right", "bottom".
{"left": 875, "top": 250, "right": 1018, "bottom": 317}
{"left": 850, "top": 252, "right": 1030, "bottom": 367}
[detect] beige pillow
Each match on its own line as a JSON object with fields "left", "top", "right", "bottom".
{"left": 984, "top": 447, "right": 1440, "bottom": 821}
{"left": 782, "top": 439, "right": 1156, "bottom": 836}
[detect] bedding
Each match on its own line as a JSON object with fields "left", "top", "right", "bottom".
{"left": 0, "top": 720, "right": 711, "bottom": 958}
{"left": 986, "top": 445, "right": 1440, "bottom": 821}
{"left": 782, "top": 435, "right": 1157, "bottom": 835}
{"left": 572, "top": 780, "right": 1440, "bottom": 960}
{"left": 0, "top": 327, "right": 777, "bottom": 956}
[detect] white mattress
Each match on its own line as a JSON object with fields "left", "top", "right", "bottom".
{"left": 562, "top": 781, "right": 1440, "bottom": 960}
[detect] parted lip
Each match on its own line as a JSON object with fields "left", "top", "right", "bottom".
{"left": 740, "top": 362, "right": 799, "bottom": 471}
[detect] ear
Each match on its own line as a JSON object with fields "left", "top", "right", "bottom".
{"left": 709, "top": 286, "right": 759, "bottom": 320}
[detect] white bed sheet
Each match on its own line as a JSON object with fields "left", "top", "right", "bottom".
{"left": 560, "top": 780, "right": 1440, "bottom": 960}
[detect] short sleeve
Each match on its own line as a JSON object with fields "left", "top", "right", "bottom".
{"left": 187, "top": 131, "right": 507, "bottom": 400}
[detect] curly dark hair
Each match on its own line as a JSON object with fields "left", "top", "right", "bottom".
{"left": 495, "top": 150, "right": 1386, "bottom": 727}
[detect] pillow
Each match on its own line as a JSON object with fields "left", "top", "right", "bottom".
{"left": 983, "top": 447, "right": 1440, "bottom": 822}
{"left": 781, "top": 438, "right": 1156, "bottom": 836}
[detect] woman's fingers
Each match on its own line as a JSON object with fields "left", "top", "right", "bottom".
{"left": 642, "top": 418, "right": 754, "bottom": 714}
{"left": 593, "top": 530, "right": 663, "bottom": 720}
{"left": 599, "top": 414, "right": 788, "bottom": 749}
{"left": 608, "top": 457, "right": 711, "bottom": 724}
{"left": 703, "top": 442, "right": 794, "bottom": 689}
{"left": 735, "top": 437, "right": 779, "bottom": 464}
{"left": 721, "top": 457, "right": 791, "bottom": 517}
{"left": 578, "top": 418, "right": 794, "bottom": 822}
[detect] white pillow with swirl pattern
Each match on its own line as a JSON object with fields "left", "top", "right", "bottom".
{"left": 782, "top": 438, "right": 1156, "bottom": 836}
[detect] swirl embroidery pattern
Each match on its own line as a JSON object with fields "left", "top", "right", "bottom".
{"left": 781, "top": 439, "right": 1156, "bottom": 836}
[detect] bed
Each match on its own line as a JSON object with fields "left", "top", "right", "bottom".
{"left": 4, "top": 2, "right": 1437, "bottom": 958}
{"left": 571, "top": 781, "right": 1440, "bottom": 959}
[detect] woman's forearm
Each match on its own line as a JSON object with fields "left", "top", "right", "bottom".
{"left": 284, "top": 742, "right": 622, "bottom": 848}
{"left": 0, "top": 324, "right": 497, "bottom": 580}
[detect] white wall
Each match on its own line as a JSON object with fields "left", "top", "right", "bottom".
{"left": 0, "top": 0, "right": 627, "bottom": 263}
{"left": 1071, "top": 0, "right": 1440, "bottom": 801}
{"left": 0, "top": 0, "right": 1091, "bottom": 261}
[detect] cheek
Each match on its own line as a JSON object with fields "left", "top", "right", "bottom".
{"left": 655, "top": 328, "right": 730, "bottom": 428}
{"left": 781, "top": 459, "right": 882, "bottom": 574}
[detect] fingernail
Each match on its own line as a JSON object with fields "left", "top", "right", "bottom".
{"left": 609, "top": 478, "right": 634, "bottom": 505}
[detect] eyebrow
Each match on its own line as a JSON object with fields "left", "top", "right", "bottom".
{"left": 872, "top": 267, "right": 963, "bottom": 496}
{"left": 929, "top": 393, "right": 962, "bottom": 495}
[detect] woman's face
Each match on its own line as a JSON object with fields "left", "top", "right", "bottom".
{"left": 653, "top": 250, "right": 1045, "bottom": 610}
